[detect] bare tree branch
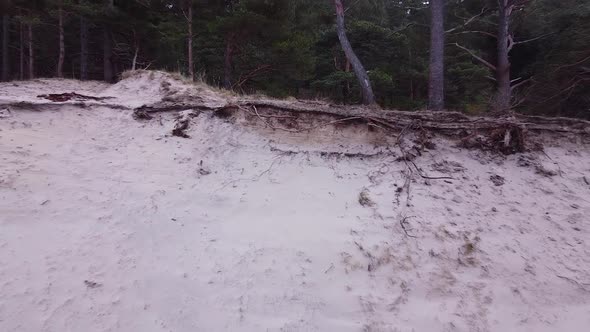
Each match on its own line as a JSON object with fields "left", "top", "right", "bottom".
{"left": 232, "top": 64, "right": 273, "bottom": 90}
{"left": 514, "top": 32, "right": 555, "bottom": 45}
{"left": 449, "top": 30, "right": 497, "bottom": 38}
{"left": 550, "top": 53, "right": 590, "bottom": 74}
{"left": 507, "top": 34, "right": 515, "bottom": 52}
{"left": 393, "top": 22, "right": 416, "bottom": 33}
{"left": 452, "top": 43, "right": 497, "bottom": 71}
{"left": 537, "top": 77, "right": 590, "bottom": 104}
{"left": 445, "top": 7, "right": 488, "bottom": 34}
{"left": 344, "top": 0, "right": 361, "bottom": 13}
{"left": 510, "top": 76, "right": 533, "bottom": 91}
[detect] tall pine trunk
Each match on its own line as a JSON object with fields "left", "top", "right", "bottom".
{"left": 19, "top": 20, "right": 24, "bottom": 80}
{"left": 333, "top": 0, "right": 375, "bottom": 105}
{"left": 428, "top": 0, "right": 445, "bottom": 111}
{"left": 103, "top": 27, "right": 113, "bottom": 82}
{"left": 27, "top": 22, "right": 33, "bottom": 79}
{"left": 57, "top": 1, "right": 65, "bottom": 78}
{"left": 2, "top": 14, "right": 9, "bottom": 81}
{"left": 80, "top": 16, "right": 88, "bottom": 80}
{"left": 223, "top": 33, "right": 234, "bottom": 90}
{"left": 103, "top": 0, "right": 114, "bottom": 82}
{"left": 495, "top": 0, "right": 512, "bottom": 114}
{"left": 187, "top": 0, "right": 194, "bottom": 80}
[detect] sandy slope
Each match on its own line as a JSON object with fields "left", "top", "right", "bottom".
{"left": 1, "top": 75, "right": 590, "bottom": 331}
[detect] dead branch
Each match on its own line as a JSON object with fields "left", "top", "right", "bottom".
{"left": 449, "top": 30, "right": 497, "bottom": 38}
{"left": 452, "top": 43, "right": 497, "bottom": 71}
{"left": 551, "top": 54, "right": 590, "bottom": 74}
{"left": 232, "top": 64, "right": 272, "bottom": 90}
{"left": 510, "top": 76, "right": 534, "bottom": 91}
{"left": 445, "top": 7, "right": 488, "bottom": 34}
{"left": 514, "top": 32, "right": 555, "bottom": 45}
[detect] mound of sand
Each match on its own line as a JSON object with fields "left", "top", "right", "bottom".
{"left": 0, "top": 70, "right": 227, "bottom": 110}
{"left": 100, "top": 70, "right": 228, "bottom": 109}
{"left": 1, "top": 74, "right": 589, "bottom": 332}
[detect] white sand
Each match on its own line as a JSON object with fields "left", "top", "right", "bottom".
{"left": 1, "top": 74, "right": 589, "bottom": 331}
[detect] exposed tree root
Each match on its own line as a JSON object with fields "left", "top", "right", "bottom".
{"left": 458, "top": 123, "right": 529, "bottom": 154}
{"left": 37, "top": 92, "right": 114, "bottom": 102}
{"left": 133, "top": 98, "right": 590, "bottom": 156}
{"left": 171, "top": 112, "right": 194, "bottom": 138}
{"left": 0, "top": 101, "right": 129, "bottom": 111}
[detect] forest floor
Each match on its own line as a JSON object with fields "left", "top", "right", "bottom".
{"left": 1, "top": 71, "right": 590, "bottom": 332}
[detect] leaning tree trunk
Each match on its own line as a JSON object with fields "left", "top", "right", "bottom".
{"left": 428, "top": 0, "right": 445, "bottom": 111}
{"left": 2, "top": 14, "right": 9, "bottom": 81}
{"left": 495, "top": 0, "right": 512, "bottom": 114}
{"left": 80, "top": 16, "right": 88, "bottom": 80}
{"left": 187, "top": 0, "right": 194, "bottom": 80}
{"left": 223, "top": 33, "right": 234, "bottom": 90}
{"left": 57, "top": 1, "right": 65, "bottom": 78}
{"left": 333, "top": 0, "right": 375, "bottom": 105}
{"left": 27, "top": 22, "right": 33, "bottom": 79}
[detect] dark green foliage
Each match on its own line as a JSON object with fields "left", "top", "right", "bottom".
{"left": 0, "top": 0, "right": 588, "bottom": 116}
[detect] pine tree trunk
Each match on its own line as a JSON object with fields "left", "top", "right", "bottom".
{"left": 333, "top": 0, "right": 376, "bottom": 105}
{"left": 495, "top": 0, "right": 512, "bottom": 114}
{"left": 27, "top": 22, "right": 33, "bottom": 79}
{"left": 103, "top": 0, "right": 114, "bottom": 82}
{"left": 57, "top": 2, "right": 65, "bottom": 78}
{"left": 103, "top": 27, "right": 113, "bottom": 82}
{"left": 19, "top": 21, "right": 23, "bottom": 80}
{"left": 187, "top": 0, "right": 194, "bottom": 80}
{"left": 223, "top": 33, "right": 234, "bottom": 90}
{"left": 2, "top": 14, "right": 9, "bottom": 81}
{"left": 80, "top": 16, "right": 88, "bottom": 80}
{"left": 428, "top": 0, "right": 445, "bottom": 111}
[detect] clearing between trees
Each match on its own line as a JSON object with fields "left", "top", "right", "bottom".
{"left": 1, "top": 71, "right": 589, "bottom": 331}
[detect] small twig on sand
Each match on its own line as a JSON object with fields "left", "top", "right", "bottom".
{"left": 216, "top": 153, "right": 287, "bottom": 191}
{"left": 541, "top": 150, "right": 563, "bottom": 177}
{"left": 557, "top": 275, "right": 590, "bottom": 292}
{"left": 400, "top": 216, "right": 418, "bottom": 238}
{"left": 324, "top": 263, "right": 335, "bottom": 274}
{"left": 409, "top": 160, "right": 454, "bottom": 180}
